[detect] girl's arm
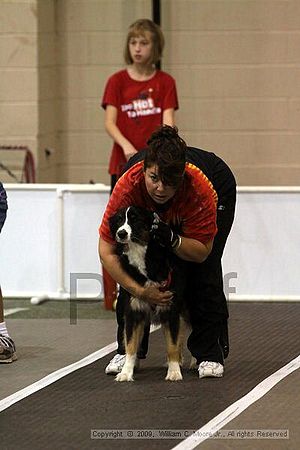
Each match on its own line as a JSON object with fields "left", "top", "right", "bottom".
{"left": 99, "top": 238, "right": 173, "bottom": 306}
{"left": 104, "top": 105, "right": 137, "bottom": 160}
{"left": 162, "top": 108, "right": 175, "bottom": 126}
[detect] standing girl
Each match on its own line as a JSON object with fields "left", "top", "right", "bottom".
{"left": 102, "top": 18, "right": 179, "bottom": 191}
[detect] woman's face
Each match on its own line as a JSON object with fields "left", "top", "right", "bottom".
{"left": 144, "top": 165, "right": 177, "bottom": 204}
{"left": 128, "top": 32, "right": 153, "bottom": 65}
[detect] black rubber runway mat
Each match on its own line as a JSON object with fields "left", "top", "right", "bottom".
{"left": 1, "top": 302, "right": 299, "bottom": 450}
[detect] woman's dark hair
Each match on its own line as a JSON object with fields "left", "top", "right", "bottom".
{"left": 144, "top": 125, "right": 186, "bottom": 187}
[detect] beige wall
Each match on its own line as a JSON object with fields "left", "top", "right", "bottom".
{"left": 0, "top": 0, "right": 39, "bottom": 181}
{"left": 162, "top": 0, "right": 300, "bottom": 185}
{"left": 0, "top": 0, "right": 299, "bottom": 185}
{"left": 55, "top": 0, "right": 151, "bottom": 184}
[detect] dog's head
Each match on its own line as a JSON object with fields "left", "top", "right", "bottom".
{"left": 109, "top": 206, "right": 154, "bottom": 246}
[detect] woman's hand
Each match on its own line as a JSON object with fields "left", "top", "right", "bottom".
{"left": 136, "top": 285, "right": 173, "bottom": 307}
{"left": 99, "top": 239, "right": 173, "bottom": 307}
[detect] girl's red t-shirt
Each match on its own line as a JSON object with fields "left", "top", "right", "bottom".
{"left": 102, "top": 69, "right": 179, "bottom": 176}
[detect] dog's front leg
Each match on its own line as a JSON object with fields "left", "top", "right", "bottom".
{"left": 115, "top": 321, "right": 144, "bottom": 382}
{"left": 163, "top": 320, "right": 184, "bottom": 381}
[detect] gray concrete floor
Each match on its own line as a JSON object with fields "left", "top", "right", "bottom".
{"left": 0, "top": 317, "right": 116, "bottom": 399}
{"left": 1, "top": 304, "right": 299, "bottom": 450}
{"left": 198, "top": 369, "right": 300, "bottom": 450}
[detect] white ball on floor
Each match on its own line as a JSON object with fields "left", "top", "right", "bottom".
{"left": 30, "top": 295, "right": 48, "bottom": 305}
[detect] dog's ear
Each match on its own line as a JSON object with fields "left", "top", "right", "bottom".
{"left": 130, "top": 206, "right": 153, "bottom": 228}
{"left": 108, "top": 214, "right": 117, "bottom": 238}
{"left": 108, "top": 209, "right": 124, "bottom": 238}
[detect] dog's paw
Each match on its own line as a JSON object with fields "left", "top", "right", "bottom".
{"left": 165, "top": 369, "right": 183, "bottom": 381}
{"left": 115, "top": 372, "right": 134, "bottom": 382}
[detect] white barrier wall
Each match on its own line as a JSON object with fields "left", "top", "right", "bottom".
{"left": 223, "top": 188, "right": 300, "bottom": 300}
{"left": 1, "top": 184, "right": 299, "bottom": 302}
{"left": 0, "top": 184, "right": 109, "bottom": 301}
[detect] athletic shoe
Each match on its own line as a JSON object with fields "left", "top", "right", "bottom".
{"left": 105, "top": 354, "right": 126, "bottom": 374}
{"left": 105, "top": 353, "right": 141, "bottom": 374}
{"left": 0, "top": 334, "right": 17, "bottom": 363}
{"left": 198, "top": 361, "right": 224, "bottom": 378}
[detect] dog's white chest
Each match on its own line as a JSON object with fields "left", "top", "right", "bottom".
{"left": 125, "top": 242, "right": 148, "bottom": 278}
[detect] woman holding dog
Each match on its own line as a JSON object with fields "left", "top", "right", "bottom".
{"left": 99, "top": 125, "right": 236, "bottom": 379}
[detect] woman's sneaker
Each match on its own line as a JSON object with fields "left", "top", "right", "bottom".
{"left": 0, "top": 334, "right": 17, "bottom": 363}
{"left": 105, "top": 353, "right": 140, "bottom": 374}
{"left": 105, "top": 354, "right": 126, "bottom": 374}
{"left": 198, "top": 361, "right": 224, "bottom": 378}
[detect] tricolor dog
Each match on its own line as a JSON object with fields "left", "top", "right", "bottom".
{"left": 109, "top": 205, "right": 186, "bottom": 382}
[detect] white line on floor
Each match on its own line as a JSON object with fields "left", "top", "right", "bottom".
{"left": 172, "top": 354, "right": 300, "bottom": 449}
{"left": 4, "top": 308, "right": 29, "bottom": 317}
{"left": 0, "top": 324, "right": 160, "bottom": 413}
{"left": 0, "top": 342, "right": 117, "bottom": 412}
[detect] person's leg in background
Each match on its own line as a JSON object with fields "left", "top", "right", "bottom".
{"left": 0, "top": 183, "right": 17, "bottom": 363}
{"left": 102, "top": 175, "right": 119, "bottom": 310}
{"left": 186, "top": 197, "right": 236, "bottom": 378}
{"left": 0, "top": 286, "right": 17, "bottom": 363}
